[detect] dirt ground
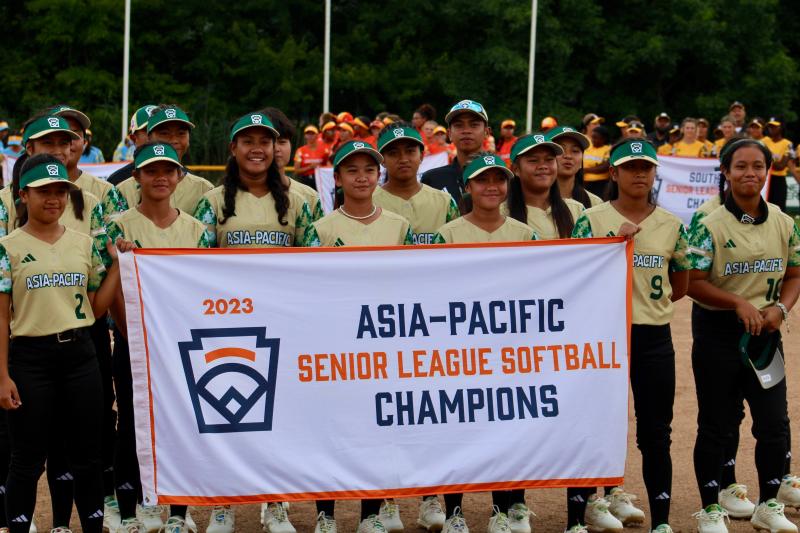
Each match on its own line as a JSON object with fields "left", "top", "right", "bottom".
{"left": 32, "top": 298, "right": 800, "bottom": 532}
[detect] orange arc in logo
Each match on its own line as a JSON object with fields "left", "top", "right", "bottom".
{"left": 204, "top": 347, "right": 256, "bottom": 363}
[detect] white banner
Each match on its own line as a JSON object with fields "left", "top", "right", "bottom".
{"left": 2, "top": 156, "right": 128, "bottom": 185}
{"left": 315, "top": 151, "right": 450, "bottom": 214}
{"left": 120, "top": 239, "right": 632, "bottom": 505}
{"left": 654, "top": 155, "right": 772, "bottom": 225}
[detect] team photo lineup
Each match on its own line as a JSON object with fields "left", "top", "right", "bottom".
{"left": 0, "top": 92, "right": 795, "bottom": 533}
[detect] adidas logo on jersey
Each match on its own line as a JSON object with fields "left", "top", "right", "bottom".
{"left": 724, "top": 239, "right": 736, "bottom": 248}
{"left": 334, "top": 238, "right": 345, "bottom": 247}
{"left": 606, "top": 231, "right": 616, "bottom": 237}
{"left": 20, "top": 253, "right": 36, "bottom": 263}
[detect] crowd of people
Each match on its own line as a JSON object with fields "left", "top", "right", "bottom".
{"left": 0, "top": 97, "right": 794, "bottom": 533}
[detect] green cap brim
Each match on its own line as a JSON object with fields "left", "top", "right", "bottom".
{"left": 25, "top": 128, "right": 80, "bottom": 144}
{"left": 612, "top": 154, "right": 659, "bottom": 166}
{"left": 135, "top": 156, "right": 183, "bottom": 169}
{"left": 334, "top": 144, "right": 384, "bottom": 170}
{"left": 230, "top": 123, "right": 279, "bottom": 142}
{"left": 464, "top": 164, "right": 514, "bottom": 183}
{"left": 24, "top": 177, "right": 79, "bottom": 189}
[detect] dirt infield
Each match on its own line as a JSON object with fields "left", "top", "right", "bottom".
{"left": 33, "top": 298, "right": 800, "bottom": 532}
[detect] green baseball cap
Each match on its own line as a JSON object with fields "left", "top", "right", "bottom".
{"left": 19, "top": 160, "right": 78, "bottom": 190}
{"left": 510, "top": 133, "right": 564, "bottom": 163}
{"left": 22, "top": 116, "right": 81, "bottom": 145}
{"left": 445, "top": 99, "right": 489, "bottom": 124}
{"left": 49, "top": 105, "right": 91, "bottom": 130}
{"left": 229, "top": 113, "right": 279, "bottom": 142}
{"left": 377, "top": 125, "right": 424, "bottom": 153}
{"left": 147, "top": 106, "right": 195, "bottom": 133}
{"left": 610, "top": 139, "right": 659, "bottom": 167}
{"left": 134, "top": 143, "right": 182, "bottom": 169}
{"left": 333, "top": 140, "right": 384, "bottom": 170}
{"left": 130, "top": 105, "right": 157, "bottom": 133}
{"left": 546, "top": 126, "right": 590, "bottom": 150}
{"left": 463, "top": 153, "right": 513, "bottom": 184}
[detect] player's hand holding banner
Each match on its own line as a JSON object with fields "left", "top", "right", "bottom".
{"left": 120, "top": 238, "right": 632, "bottom": 506}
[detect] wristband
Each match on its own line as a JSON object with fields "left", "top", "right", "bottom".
{"left": 775, "top": 302, "right": 789, "bottom": 322}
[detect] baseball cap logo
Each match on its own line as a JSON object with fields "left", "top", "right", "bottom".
{"left": 47, "top": 117, "right": 60, "bottom": 128}
{"left": 563, "top": 127, "right": 574, "bottom": 132}
{"left": 179, "top": 327, "right": 280, "bottom": 434}
{"left": 145, "top": 105, "right": 157, "bottom": 115}
{"left": 393, "top": 128, "right": 404, "bottom": 138}
{"left": 251, "top": 114, "right": 263, "bottom": 125}
{"left": 353, "top": 142, "right": 365, "bottom": 149}
{"left": 483, "top": 156, "right": 496, "bottom": 165}
{"left": 165, "top": 109, "right": 177, "bottom": 119}
{"left": 46, "top": 164, "right": 59, "bottom": 176}
{"left": 458, "top": 100, "right": 473, "bottom": 109}
{"left": 153, "top": 145, "right": 165, "bottom": 156}
{"left": 631, "top": 142, "right": 643, "bottom": 153}
{"left": 534, "top": 135, "right": 545, "bottom": 143}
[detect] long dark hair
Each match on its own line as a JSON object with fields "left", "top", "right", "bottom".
{"left": 15, "top": 154, "right": 80, "bottom": 227}
{"left": 507, "top": 176, "right": 575, "bottom": 238}
{"left": 605, "top": 138, "right": 657, "bottom": 204}
{"left": 220, "top": 129, "right": 288, "bottom": 225}
{"left": 552, "top": 133, "right": 593, "bottom": 208}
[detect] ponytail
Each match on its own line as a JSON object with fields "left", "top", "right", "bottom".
{"left": 571, "top": 168, "right": 593, "bottom": 208}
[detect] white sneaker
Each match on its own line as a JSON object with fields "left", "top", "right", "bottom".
{"left": 115, "top": 518, "right": 147, "bottom": 533}
{"left": 564, "top": 526, "right": 588, "bottom": 533}
{"left": 584, "top": 495, "right": 623, "bottom": 533}
{"left": 314, "top": 512, "right": 337, "bottom": 533}
{"left": 49, "top": 529, "right": 72, "bottom": 533}
{"left": 159, "top": 517, "right": 188, "bottom": 533}
{"left": 650, "top": 524, "right": 673, "bottom": 533}
{"left": 136, "top": 505, "right": 165, "bottom": 533}
{"left": 693, "top": 504, "right": 729, "bottom": 533}
{"left": 417, "top": 497, "right": 445, "bottom": 532}
{"left": 606, "top": 488, "right": 645, "bottom": 526}
{"left": 718, "top": 483, "right": 756, "bottom": 518}
{"left": 30, "top": 523, "right": 37, "bottom": 533}
{"left": 508, "top": 503, "right": 533, "bottom": 533}
{"left": 184, "top": 511, "right": 196, "bottom": 533}
{"left": 442, "top": 509, "right": 468, "bottom": 533}
{"left": 751, "top": 499, "right": 798, "bottom": 533}
{"left": 778, "top": 476, "right": 800, "bottom": 510}
{"left": 105, "top": 496, "right": 123, "bottom": 532}
{"left": 262, "top": 502, "right": 296, "bottom": 533}
{"left": 379, "top": 500, "right": 404, "bottom": 533}
{"left": 207, "top": 506, "right": 234, "bottom": 533}
{"left": 488, "top": 507, "right": 511, "bottom": 533}
{"left": 357, "top": 515, "right": 387, "bottom": 533}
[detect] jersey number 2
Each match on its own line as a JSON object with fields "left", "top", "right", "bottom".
{"left": 74, "top": 293, "right": 86, "bottom": 319}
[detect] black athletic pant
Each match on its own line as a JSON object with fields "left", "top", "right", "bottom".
{"left": 566, "top": 325, "right": 674, "bottom": 529}
{"left": 5, "top": 329, "right": 104, "bottom": 533}
{"left": 112, "top": 327, "right": 186, "bottom": 521}
{"left": 491, "top": 490, "right": 525, "bottom": 512}
{"left": 692, "top": 306, "right": 788, "bottom": 506}
{"left": 0, "top": 412, "right": 9, "bottom": 528}
{"left": 767, "top": 175, "right": 788, "bottom": 213}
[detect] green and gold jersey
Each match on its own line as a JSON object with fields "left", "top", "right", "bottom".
{"left": 289, "top": 179, "right": 324, "bottom": 222}
{"left": 587, "top": 191, "right": 603, "bottom": 207}
{"left": 0, "top": 188, "right": 11, "bottom": 238}
{"left": 689, "top": 201, "right": 800, "bottom": 310}
{"left": 107, "top": 208, "right": 209, "bottom": 249}
{"left": 193, "top": 186, "right": 312, "bottom": 248}
{"left": 0, "top": 228, "right": 105, "bottom": 337}
{"left": 75, "top": 171, "right": 128, "bottom": 223}
{"left": 373, "top": 184, "right": 460, "bottom": 245}
{"left": 433, "top": 216, "right": 537, "bottom": 244}
{"left": 118, "top": 172, "right": 214, "bottom": 214}
{"left": 501, "top": 198, "right": 584, "bottom": 240}
{"left": 572, "top": 203, "right": 691, "bottom": 325}
{"left": 688, "top": 195, "right": 723, "bottom": 237}
{"left": 303, "top": 208, "right": 413, "bottom": 247}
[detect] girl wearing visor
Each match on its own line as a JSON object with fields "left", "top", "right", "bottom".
{"left": 194, "top": 113, "right": 312, "bottom": 249}
{"left": 572, "top": 138, "right": 690, "bottom": 533}
{"left": 0, "top": 155, "right": 120, "bottom": 533}
{"left": 546, "top": 126, "right": 602, "bottom": 209}
{"left": 303, "top": 140, "right": 412, "bottom": 533}
{"left": 107, "top": 142, "right": 209, "bottom": 533}
{"left": 688, "top": 138, "right": 800, "bottom": 533}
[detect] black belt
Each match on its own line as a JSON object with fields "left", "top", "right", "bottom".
{"left": 14, "top": 327, "right": 91, "bottom": 344}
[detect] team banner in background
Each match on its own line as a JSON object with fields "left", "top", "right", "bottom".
{"left": 120, "top": 239, "right": 632, "bottom": 505}
{"left": 654, "top": 155, "right": 771, "bottom": 225}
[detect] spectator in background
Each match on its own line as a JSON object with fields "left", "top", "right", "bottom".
{"left": 747, "top": 117, "right": 766, "bottom": 141}
{"left": 337, "top": 111, "right": 354, "bottom": 125}
{"left": 625, "top": 120, "right": 646, "bottom": 139}
{"left": 318, "top": 111, "right": 337, "bottom": 128}
{"left": 293, "top": 125, "right": 331, "bottom": 189}
{"left": 496, "top": 119, "right": 518, "bottom": 166}
{"left": 337, "top": 122, "right": 354, "bottom": 146}
{"left": 647, "top": 112, "right": 671, "bottom": 148}
{"left": 762, "top": 117, "right": 794, "bottom": 212}
{"left": 112, "top": 137, "right": 135, "bottom": 162}
{"left": 712, "top": 116, "right": 737, "bottom": 157}
{"left": 422, "top": 120, "right": 437, "bottom": 142}
{"left": 728, "top": 101, "right": 746, "bottom": 132}
{"left": 108, "top": 104, "right": 156, "bottom": 185}
{"left": 369, "top": 120, "right": 384, "bottom": 139}
{"left": 353, "top": 116, "right": 376, "bottom": 146}
{"left": 658, "top": 125, "right": 681, "bottom": 155}
{"left": 615, "top": 115, "right": 641, "bottom": 139}
{"left": 581, "top": 113, "right": 604, "bottom": 137}
{"left": 320, "top": 121, "right": 338, "bottom": 152}
{"left": 583, "top": 125, "right": 611, "bottom": 197}
{"left": 697, "top": 118, "right": 714, "bottom": 154}
{"left": 79, "top": 129, "right": 105, "bottom": 163}
{"left": 541, "top": 116, "right": 558, "bottom": 133}
{"left": 0, "top": 121, "right": 8, "bottom": 147}
{"left": 670, "top": 117, "right": 709, "bottom": 157}
{"left": 483, "top": 125, "right": 496, "bottom": 152}
{"left": 413, "top": 104, "right": 436, "bottom": 133}
{"left": 2, "top": 133, "right": 23, "bottom": 157}
{"left": 426, "top": 126, "right": 452, "bottom": 159}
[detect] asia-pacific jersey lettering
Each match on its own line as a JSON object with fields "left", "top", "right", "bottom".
{"left": 194, "top": 186, "right": 312, "bottom": 248}
{"left": 373, "top": 184, "right": 460, "bottom": 245}
{"left": 303, "top": 209, "right": 413, "bottom": 247}
{"left": 118, "top": 172, "right": 214, "bottom": 213}
{"left": 75, "top": 171, "right": 128, "bottom": 223}
{"left": 583, "top": 144, "right": 611, "bottom": 182}
{"left": 433, "top": 216, "right": 538, "bottom": 244}
{"left": 572, "top": 203, "right": 691, "bottom": 325}
{"left": 0, "top": 228, "right": 105, "bottom": 337}
{"left": 689, "top": 203, "right": 800, "bottom": 310}
{"left": 107, "top": 208, "right": 209, "bottom": 249}
{"left": 289, "top": 179, "right": 324, "bottom": 222}
{"left": 500, "top": 198, "right": 584, "bottom": 240}
{"left": 761, "top": 137, "right": 794, "bottom": 177}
